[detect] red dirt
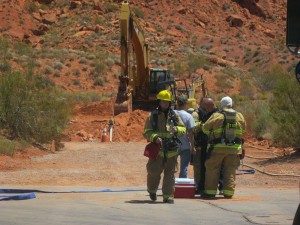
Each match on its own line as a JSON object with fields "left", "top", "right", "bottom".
{"left": 0, "top": 107, "right": 299, "bottom": 189}
{"left": 0, "top": 0, "right": 299, "bottom": 190}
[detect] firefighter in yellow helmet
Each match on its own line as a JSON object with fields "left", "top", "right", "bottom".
{"left": 201, "top": 96, "right": 246, "bottom": 199}
{"left": 143, "top": 90, "right": 186, "bottom": 204}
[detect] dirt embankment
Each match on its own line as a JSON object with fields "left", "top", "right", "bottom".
{"left": 64, "top": 101, "right": 149, "bottom": 142}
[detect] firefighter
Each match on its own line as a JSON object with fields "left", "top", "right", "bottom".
{"left": 192, "top": 97, "right": 217, "bottom": 194}
{"left": 143, "top": 90, "right": 186, "bottom": 204}
{"left": 201, "top": 96, "right": 246, "bottom": 199}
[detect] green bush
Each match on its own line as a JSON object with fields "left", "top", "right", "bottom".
{"left": 171, "top": 60, "right": 185, "bottom": 77}
{"left": 93, "top": 60, "right": 106, "bottom": 75}
{"left": 25, "top": 0, "right": 38, "bottom": 13}
{"left": 252, "top": 102, "right": 275, "bottom": 139}
{"left": 0, "top": 136, "right": 18, "bottom": 156}
{"left": 269, "top": 71, "right": 300, "bottom": 148}
{"left": 187, "top": 54, "right": 209, "bottom": 75}
{"left": 93, "top": 76, "right": 104, "bottom": 86}
{"left": 0, "top": 37, "right": 11, "bottom": 72}
{"left": 133, "top": 7, "right": 144, "bottom": 18}
{"left": 0, "top": 71, "right": 70, "bottom": 144}
{"left": 252, "top": 65, "right": 282, "bottom": 91}
{"left": 105, "top": 3, "right": 118, "bottom": 13}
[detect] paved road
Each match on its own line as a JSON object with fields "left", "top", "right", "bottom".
{"left": 0, "top": 186, "right": 298, "bottom": 225}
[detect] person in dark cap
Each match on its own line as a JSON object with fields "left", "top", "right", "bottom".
{"left": 174, "top": 95, "right": 196, "bottom": 178}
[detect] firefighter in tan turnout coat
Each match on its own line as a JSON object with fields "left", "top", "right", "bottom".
{"left": 143, "top": 90, "right": 186, "bottom": 204}
{"left": 201, "top": 96, "right": 246, "bottom": 199}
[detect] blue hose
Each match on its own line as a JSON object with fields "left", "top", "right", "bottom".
{"left": 236, "top": 169, "right": 256, "bottom": 175}
{"left": 0, "top": 187, "right": 148, "bottom": 201}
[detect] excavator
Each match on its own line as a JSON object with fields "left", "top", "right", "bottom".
{"left": 114, "top": 1, "right": 175, "bottom": 115}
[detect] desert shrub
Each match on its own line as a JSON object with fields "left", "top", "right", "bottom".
{"left": 79, "top": 57, "right": 88, "bottom": 64}
{"left": 239, "top": 78, "right": 255, "bottom": 99}
{"left": 87, "top": 54, "right": 96, "bottom": 60}
{"left": 0, "top": 61, "right": 11, "bottom": 72}
{"left": 94, "top": 60, "right": 106, "bottom": 75}
{"left": 106, "top": 57, "right": 115, "bottom": 68}
{"left": 73, "top": 69, "right": 80, "bottom": 76}
{"left": 94, "top": 16, "right": 104, "bottom": 25}
{"left": 93, "top": 76, "right": 104, "bottom": 86}
{"left": 215, "top": 73, "right": 232, "bottom": 89}
{"left": 54, "top": 61, "right": 64, "bottom": 70}
{"left": 0, "top": 136, "right": 18, "bottom": 156}
{"left": 105, "top": 3, "right": 118, "bottom": 13}
{"left": 0, "top": 71, "right": 70, "bottom": 144}
{"left": 269, "top": 71, "right": 300, "bottom": 148}
{"left": 252, "top": 102, "right": 274, "bottom": 139}
{"left": 171, "top": 60, "right": 185, "bottom": 76}
{"left": 72, "top": 79, "right": 80, "bottom": 85}
{"left": 44, "top": 65, "right": 53, "bottom": 75}
{"left": 25, "top": 0, "right": 38, "bottom": 13}
{"left": 252, "top": 65, "right": 282, "bottom": 91}
{"left": 34, "top": 60, "right": 42, "bottom": 67}
{"left": 36, "top": 76, "right": 56, "bottom": 88}
{"left": 53, "top": 70, "right": 61, "bottom": 77}
{"left": 0, "top": 37, "right": 11, "bottom": 72}
{"left": 187, "top": 54, "right": 209, "bottom": 75}
{"left": 133, "top": 7, "right": 144, "bottom": 18}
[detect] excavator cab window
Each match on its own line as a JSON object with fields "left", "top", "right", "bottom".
{"left": 149, "top": 70, "right": 168, "bottom": 93}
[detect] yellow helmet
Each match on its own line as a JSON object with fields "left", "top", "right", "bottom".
{"left": 157, "top": 90, "right": 172, "bottom": 101}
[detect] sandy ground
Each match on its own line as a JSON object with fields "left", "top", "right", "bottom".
{"left": 0, "top": 141, "right": 299, "bottom": 189}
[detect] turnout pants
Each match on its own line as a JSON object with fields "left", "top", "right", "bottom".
{"left": 193, "top": 146, "right": 201, "bottom": 189}
{"left": 204, "top": 152, "right": 240, "bottom": 197}
{"left": 147, "top": 155, "right": 177, "bottom": 199}
{"left": 193, "top": 146, "right": 206, "bottom": 191}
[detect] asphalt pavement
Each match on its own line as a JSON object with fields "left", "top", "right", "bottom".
{"left": 0, "top": 186, "right": 299, "bottom": 225}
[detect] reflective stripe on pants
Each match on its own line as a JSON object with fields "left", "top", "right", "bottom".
{"left": 147, "top": 155, "right": 177, "bottom": 198}
{"left": 204, "top": 152, "right": 240, "bottom": 197}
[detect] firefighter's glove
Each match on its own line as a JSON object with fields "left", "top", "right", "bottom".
{"left": 154, "top": 136, "right": 163, "bottom": 146}
{"left": 170, "top": 126, "right": 178, "bottom": 134}
{"left": 193, "top": 122, "right": 202, "bottom": 134}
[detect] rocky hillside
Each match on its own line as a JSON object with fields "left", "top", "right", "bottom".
{"left": 0, "top": 0, "right": 295, "bottom": 100}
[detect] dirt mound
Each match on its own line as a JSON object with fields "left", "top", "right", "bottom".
{"left": 65, "top": 101, "right": 149, "bottom": 143}
{"left": 113, "top": 110, "right": 149, "bottom": 142}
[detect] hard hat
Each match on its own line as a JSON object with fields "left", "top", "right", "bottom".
{"left": 157, "top": 90, "right": 172, "bottom": 101}
{"left": 220, "top": 96, "right": 232, "bottom": 108}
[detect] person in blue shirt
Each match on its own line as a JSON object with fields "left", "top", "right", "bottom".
{"left": 174, "top": 95, "right": 196, "bottom": 178}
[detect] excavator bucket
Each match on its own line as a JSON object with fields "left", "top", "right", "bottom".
{"left": 113, "top": 95, "right": 132, "bottom": 116}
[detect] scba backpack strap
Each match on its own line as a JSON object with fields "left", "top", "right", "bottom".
{"left": 168, "top": 108, "right": 179, "bottom": 126}
{"left": 151, "top": 108, "right": 178, "bottom": 131}
{"left": 152, "top": 109, "right": 159, "bottom": 131}
{"left": 221, "top": 109, "right": 238, "bottom": 145}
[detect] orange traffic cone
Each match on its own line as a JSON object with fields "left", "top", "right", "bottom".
{"left": 101, "top": 127, "right": 109, "bottom": 142}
